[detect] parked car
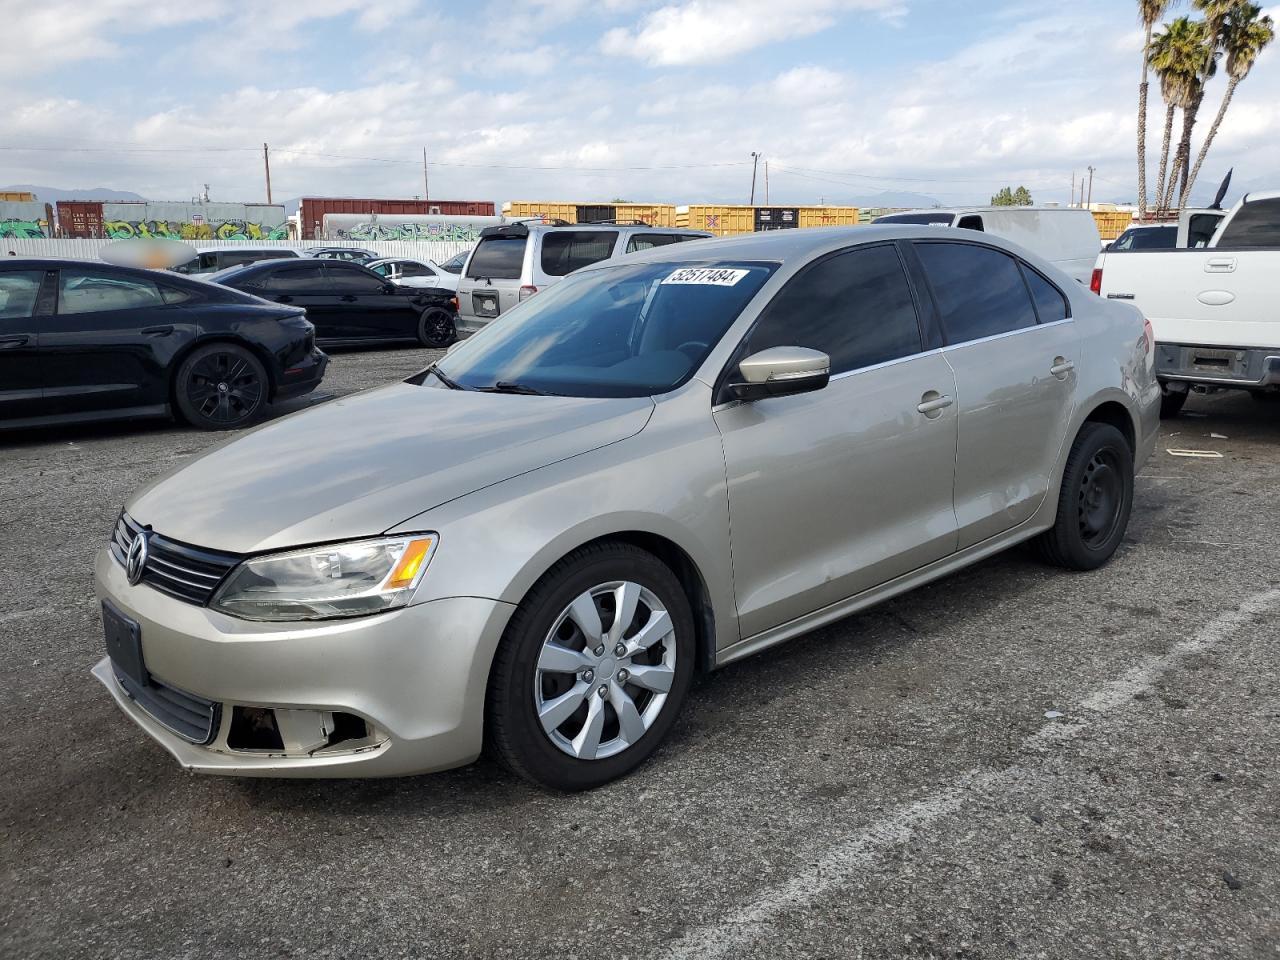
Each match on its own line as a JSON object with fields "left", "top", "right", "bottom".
{"left": 873, "top": 207, "right": 1101, "bottom": 284}
{"left": 0, "top": 258, "right": 327, "bottom": 431}
{"left": 1091, "top": 190, "right": 1280, "bottom": 415}
{"left": 366, "top": 257, "right": 459, "bottom": 292}
{"left": 92, "top": 227, "right": 1157, "bottom": 790}
{"left": 455, "top": 222, "right": 713, "bottom": 336}
{"left": 209, "top": 258, "right": 458, "bottom": 347}
{"left": 435, "top": 249, "right": 471, "bottom": 274}
{"left": 171, "top": 246, "right": 300, "bottom": 275}
{"left": 302, "top": 246, "right": 380, "bottom": 264}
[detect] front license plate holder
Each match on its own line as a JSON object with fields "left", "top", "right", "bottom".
{"left": 102, "top": 600, "right": 148, "bottom": 689}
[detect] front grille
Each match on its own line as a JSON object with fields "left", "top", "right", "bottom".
{"left": 112, "top": 662, "right": 221, "bottom": 744}
{"left": 110, "top": 513, "right": 242, "bottom": 606}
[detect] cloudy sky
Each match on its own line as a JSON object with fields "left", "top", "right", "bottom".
{"left": 3, "top": 0, "right": 1278, "bottom": 207}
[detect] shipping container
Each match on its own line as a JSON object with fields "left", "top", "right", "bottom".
{"left": 754, "top": 207, "right": 800, "bottom": 231}
{"left": 0, "top": 191, "right": 36, "bottom": 202}
{"left": 502, "top": 201, "right": 677, "bottom": 227}
{"left": 675, "top": 206, "right": 757, "bottom": 236}
{"left": 798, "top": 206, "right": 860, "bottom": 228}
{"left": 55, "top": 200, "right": 105, "bottom": 238}
{"left": 321, "top": 213, "right": 502, "bottom": 242}
{"left": 57, "top": 200, "right": 288, "bottom": 239}
{"left": 1090, "top": 210, "right": 1134, "bottom": 242}
{"left": 298, "top": 197, "right": 495, "bottom": 239}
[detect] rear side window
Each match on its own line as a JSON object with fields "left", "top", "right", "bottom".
{"left": 325, "top": 264, "right": 386, "bottom": 292}
{"left": 0, "top": 271, "right": 45, "bottom": 319}
{"left": 1112, "top": 227, "right": 1176, "bottom": 251}
{"left": 1022, "top": 267, "right": 1068, "bottom": 323}
{"left": 1214, "top": 198, "right": 1280, "bottom": 249}
{"left": 540, "top": 231, "right": 617, "bottom": 276}
{"left": 743, "top": 244, "right": 922, "bottom": 376}
{"left": 466, "top": 237, "right": 526, "bottom": 279}
{"left": 266, "top": 264, "right": 329, "bottom": 292}
{"left": 57, "top": 270, "right": 163, "bottom": 314}
{"left": 915, "top": 242, "right": 1038, "bottom": 343}
{"left": 159, "top": 285, "right": 195, "bottom": 306}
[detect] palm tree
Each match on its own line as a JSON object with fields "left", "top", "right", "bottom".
{"left": 1182, "top": 3, "right": 1275, "bottom": 204}
{"left": 1149, "top": 17, "right": 1204, "bottom": 213}
{"left": 1137, "top": 2, "right": 1176, "bottom": 219}
{"left": 1159, "top": 17, "right": 1218, "bottom": 211}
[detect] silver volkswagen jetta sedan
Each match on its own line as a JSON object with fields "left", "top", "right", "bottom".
{"left": 93, "top": 226, "right": 1160, "bottom": 790}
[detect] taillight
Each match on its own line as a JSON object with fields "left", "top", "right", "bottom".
{"left": 1089, "top": 268, "right": 1103, "bottom": 295}
{"left": 449, "top": 296, "right": 458, "bottom": 311}
{"left": 1143, "top": 318, "right": 1154, "bottom": 354}
{"left": 519, "top": 285, "right": 538, "bottom": 301}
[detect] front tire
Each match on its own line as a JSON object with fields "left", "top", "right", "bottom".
{"left": 173, "top": 343, "right": 268, "bottom": 431}
{"left": 486, "top": 542, "right": 696, "bottom": 791}
{"left": 417, "top": 306, "right": 456, "bottom": 348}
{"left": 1035, "top": 422, "right": 1134, "bottom": 571}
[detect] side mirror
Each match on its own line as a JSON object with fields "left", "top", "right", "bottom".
{"left": 728, "top": 346, "right": 830, "bottom": 402}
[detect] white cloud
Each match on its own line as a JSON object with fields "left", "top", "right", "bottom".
{"left": 601, "top": 0, "right": 905, "bottom": 66}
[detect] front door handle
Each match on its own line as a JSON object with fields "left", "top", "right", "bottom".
{"left": 140, "top": 324, "right": 174, "bottom": 337}
{"left": 0, "top": 335, "right": 29, "bottom": 350}
{"left": 1205, "top": 257, "right": 1237, "bottom": 273}
{"left": 917, "top": 391, "right": 954, "bottom": 416}
{"left": 1050, "top": 356, "right": 1075, "bottom": 378}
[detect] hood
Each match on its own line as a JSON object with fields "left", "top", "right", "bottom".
{"left": 127, "top": 384, "right": 654, "bottom": 553}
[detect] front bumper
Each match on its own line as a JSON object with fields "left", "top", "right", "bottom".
{"left": 1156, "top": 343, "right": 1280, "bottom": 388}
{"left": 92, "top": 547, "right": 515, "bottom": 777}
{"left": 274, "top": 347, "right": 329, "bottom": 401}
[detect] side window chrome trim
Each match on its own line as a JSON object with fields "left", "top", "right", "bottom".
{"left": 940, "top": 316, "right": 1074, "bottom": 351}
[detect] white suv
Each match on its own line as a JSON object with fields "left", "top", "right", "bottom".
{"left": 456, "top": 222, "right": 711, "bottom": 336}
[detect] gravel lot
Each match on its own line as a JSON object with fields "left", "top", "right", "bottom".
{"left": 2, "top": 349, "right": 1278, "bottom": 959}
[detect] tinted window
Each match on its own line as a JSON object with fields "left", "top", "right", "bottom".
{"left": 0, "top": 271, "right": 44, "bottom": 319}
{"left": 368, "top": 261, "right": 392, "bottom": 276}
{"left": 400, "top": 262, "right": 432, "bottom": 277}
{"left": 957, "top": 215, "right": 985, "bottom": 231}
{"left": 264, "top": 264, "right": 329, "bottom": 292}
{"left": 326, "top": 264, "right": 387, "bottom": 292}
{"left": 159, "top": 285, "right": 195, "bottom": 306}
{"left": 1215, "top": 199, "right": 1280, "bottom": 249}
{"left": 915, "top": 242, "right": 1038, "bottom": 342}
{"left": 1111, "top": 226, "right": 1176, "bottom": 251}
{"left": 1186, "top": 212, "right": 1223, "bottom": 248}
{"left": 1022, "top": 267, "right": 1068, "bottom": 323}
{"left": 58, "top": 270, "right": 163, "bottom": 314}
{"left": 466, "top": 236, "right": 526, "bottom": 279}
{"left": 435, "top": 261, "right": 775, "bottom": 398}
{"left": 438, "top": 251, "right": 468, "bottom": 273}
{"left": 743, "top": 244, "right": 922, "bottom": 375}
{"left": 627, "top": 234, "right": 684, "bottom": 253}
{"left": 540, "top": 231, "right": 617, "bottom": 276}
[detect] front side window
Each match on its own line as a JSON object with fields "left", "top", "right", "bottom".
{"left": 540, "top": 231, "right": 617, "bottom": 276}
{"left": 434, "top": 260, "right": 776, "bottom": 398}
{"left": 1214, "top": 199, "right": 1280, "bottom": 249}
{"left": 914, "top": 242, "right": 1038, "bottom": 343}
{"left": 57, "top": 270, "right": 163, "bottom": 314}
{"left": 466, "top": 236, "right": 526, "bottom": 279}
{"left": 0, "top": 271, "right": 45, "bottom": 319}
{"left": 368, "top": 262, "right": 393, "bottom": 277}
{"left": 400, "top": 262, "right": 431, "bottom": 277}
{"left": 740, "top": 244, "right": 922, "bottom": 375}
{"left": 325, "top": 265, "right": 386, "bottom": 293}
{"left": 266, "top": 265, "right": 329, "bottom": 292}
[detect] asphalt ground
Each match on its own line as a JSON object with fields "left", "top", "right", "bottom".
{"left": 2, "top": 351, "right": 1278, "bottom": 959}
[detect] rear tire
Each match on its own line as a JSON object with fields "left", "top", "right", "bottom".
{"left": 1035, "top": 422, "right": 1134, "bottom": 571}
{"left": 486, "top": 542, "right": 696, "bottom": 791}
{"left": 417, "top": 306, "right": 456, "bottom": 348}
{"left": 173, "top": 343, "right": 268, "bottom": 431}
{"left": 1159, "top": 385, "right": 1188, "bottom": 419}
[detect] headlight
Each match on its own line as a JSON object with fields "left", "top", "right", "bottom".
{"left": 211, "top": 535, "right": 438, "bottom": 622}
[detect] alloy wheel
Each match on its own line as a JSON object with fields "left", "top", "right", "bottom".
{"left": 533, "top": 580, "right": 677, "bottom": 761}
{"left": 186, "top": 351, "right": 264, "bottom": 425}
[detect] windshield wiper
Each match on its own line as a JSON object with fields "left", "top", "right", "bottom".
{"left": 425, "top": 363, "right": 464, "bottom": 390}
{"left": 481, "top": 380, "right": 549, "bottom": 396}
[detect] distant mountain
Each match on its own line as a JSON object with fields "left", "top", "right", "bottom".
{"left": 1, "top": 184, "right": 146, "bottom": 202}
{"left": 845, "top": 190, "right": 944, "bottom": 209}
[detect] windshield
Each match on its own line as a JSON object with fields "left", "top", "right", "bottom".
{"left": 1111, "top": 226, "right": 1176, "bottom": 251}
{"left": 435, "top": 260, "right": 776, "bottom": 398}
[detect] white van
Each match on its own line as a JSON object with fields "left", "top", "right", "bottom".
{"left": 874, "top": 207, "right": 1101, "bottom": 284}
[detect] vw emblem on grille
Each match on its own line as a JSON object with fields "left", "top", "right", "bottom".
{"left": 125, "top": 531, "right": 150, "bottom": 586}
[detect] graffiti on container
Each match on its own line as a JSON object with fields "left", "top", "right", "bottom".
{"left": 340, "top": 221, "right": 485, "bottom": 242}
{"left": 103, "top": 220, "right": 288, "bottom": 241}
{"left": 0, "top": 218, "right": 50, "bottom": 239}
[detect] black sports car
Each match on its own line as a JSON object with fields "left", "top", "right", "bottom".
{"left": 0, "top": 259, "right": 327, "bottom": 432}
{"left": 209, "top": 258, "right": 458, "bottom": 347}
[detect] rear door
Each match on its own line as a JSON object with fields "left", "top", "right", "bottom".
{"left": 247, "top": 262, "right": 346, "bottom": 339}
{"left": 41, "top": 267, "right": 197, "bottom": 416}
{"left": 913, "top": 240, "right": 1079, "bottom": 549}
{"left": 460, "top": 232, "right": 528, "bottom": 326}
{"left": 322, "top": 262, "right": 418, "bottom": 340}
{"left": 0, "top": 268, "right": 51, "bottom": 421}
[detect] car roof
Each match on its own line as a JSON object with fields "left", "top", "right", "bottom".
{"left": 192, "top": 245, "right": 296, "bottom": 254}
{"left": 883, "top": 206, "right": 1095, "bottom": 216}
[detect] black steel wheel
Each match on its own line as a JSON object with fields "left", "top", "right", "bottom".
{"left": 174, "top": 343, "right": 268, "bottom": 431}
{"left": 1035, "top": 422, "right": 1134, "bottom": 570}
{"left": 418, "top": 306, "right": 457, "bottom": 348}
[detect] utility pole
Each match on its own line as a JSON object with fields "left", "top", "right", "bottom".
{"left": 764, "top": 161, "right": 770, "bottom": 205}
{"left": 1086, "top": 166, "right": 1095, "bottom": 209}
{"left": 263, "top": 143, "right": 273, "bottom": 205}
{"left": 422, "top": 146, "right": 429, "bottom": 202}
{"left": 749, "top": 152, "right": 760, "bottom": 205}
{"left": 1071, "top": 171, "right": 1076, "bottom": 208}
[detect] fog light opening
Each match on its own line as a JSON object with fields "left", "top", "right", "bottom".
{"left": 228, "top": 706, "right": 284, "bottom": 751}
{"left": 326, "top": 712, "right": 369, "bottom": 749}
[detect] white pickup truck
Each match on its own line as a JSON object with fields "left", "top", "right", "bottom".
{"left": 1092, "top": 191, "right": 1280, "bottom": 417}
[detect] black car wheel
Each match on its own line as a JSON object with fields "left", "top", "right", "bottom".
{"left": 418, "top": 306, "right": 457, "bottom": 348}
{"left": 174, "top": 343, "right": 269, "bottom": 431}
{"left": 1035, "top": 422, "right": 1134, "bottom": 570}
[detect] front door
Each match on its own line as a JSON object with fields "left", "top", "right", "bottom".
{"left": 0, "top": 268, "right": 50, "bottom": 421}
{"left": 323, "top": 262, "right": 417, "bottom": 340}
{"left": 714, "top": 243, "right": 960, "bottom": 639}
{"left": 912, "top": 240, "right": 1079, "bottom": 548}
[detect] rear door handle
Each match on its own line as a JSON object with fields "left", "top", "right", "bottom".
{"left": 917, "top": 391, "right": 954, "bottom": 416}
{"left": 140, "top": 324, "right": 173, "bottom": 337}
{"left": 1050, "top": 356, "right": 1075, "bottom": 378}
{"left": 0, "top": 335, "right": 29, "bottom": 350}
{"left": 1205, "top": 257, "right": 1237, "bottom": 273}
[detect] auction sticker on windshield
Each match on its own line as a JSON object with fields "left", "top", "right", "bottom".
{"left": 661, "top": 267, "right": 749, "bottom": 286}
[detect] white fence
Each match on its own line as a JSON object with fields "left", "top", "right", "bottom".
{"left": 0, "top": 238, "right": 475, "bottom": 263}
